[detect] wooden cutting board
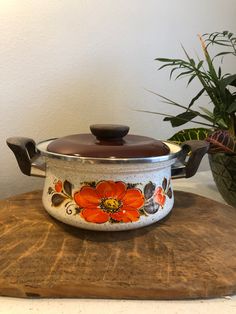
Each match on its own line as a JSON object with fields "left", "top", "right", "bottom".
{"left": 0, "top": 190, "right": 236, "bottom": 300}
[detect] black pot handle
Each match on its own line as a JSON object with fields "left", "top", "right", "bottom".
{"left": 6, "top": 137, "right": 45, "bottom": 177}
{"left": 171, "top": 140, "right": 210, "bottom": 179}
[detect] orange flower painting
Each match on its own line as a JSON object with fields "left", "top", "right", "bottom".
{"left": 154, "top": 187, "right": 166, "bottom": 208}
{"left": 74, "top": 181, "right": 144, "bottom": 224}
{"left": 54, "top": 180, "right": 63, "bottom": 193}
{"left": 48, "top": 177, "right": 173, "bottom": 224}
{"left": 154, "top": 178, "right": 172, "bottom": 208}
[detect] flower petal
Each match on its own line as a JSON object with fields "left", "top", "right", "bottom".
{"left": 96, "top": 181, "right": 126, "bottom": 199}
{"left": 111, "top": 208, "right": 140, "bottom": 223}
{"left": 114, "top": 181, "right": 127, "bottom": 199}
{"left": 74, "top": 186, "right": 100, "bottom": 208}
{"left": 122, "top": 189, "right": 144, "bottom": 209}
{"left": 55, "top": 180, "right": 62, "bottom": 193}
{"left": 81, "top": 208, "right": 109, "bottom": 224}
{"left": 154, "top": 187, "right": 166, "bottom": 207}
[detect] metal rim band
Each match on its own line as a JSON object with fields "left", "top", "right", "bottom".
{"left": 36, "top": 139, "right": 182, "bottom": 164}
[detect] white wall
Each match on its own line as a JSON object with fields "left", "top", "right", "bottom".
{"left": 1, "top": 0, "right": 236, "bottom": 198}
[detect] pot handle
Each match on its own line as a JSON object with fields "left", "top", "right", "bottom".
{"left": 6, "top": 137, "right": 46, "bottom": 178}
{"left": 171, "top": 140, "right": 210, "bottom": 179}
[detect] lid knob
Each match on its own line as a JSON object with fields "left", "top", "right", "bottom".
{"left": 90, "top": 124, "right": 130, "bottom": 141}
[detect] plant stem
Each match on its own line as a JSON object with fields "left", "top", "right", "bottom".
{"left": 229, "top": 114, "right": 236, "bottom": 136}
{"left": 137, "top": 109, "right": 213, "bottom": 127}
{"left": 229, "top": 37, "right": 236, "bottom": 55}
{"left": 146, "top": 89, "right": 215, "bottom": 123}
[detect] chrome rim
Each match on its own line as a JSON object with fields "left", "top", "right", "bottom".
{"left": 36, "top": 139, "right": 182, "bottom": 164}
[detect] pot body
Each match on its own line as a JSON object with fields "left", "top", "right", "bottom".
{"left": 42, "top": 157, "right": 176, "bottom": 231}
{"left": 7, "top": 136, "right": 209, "bottom": 231}
{"left": 208, "top": 153, "right": 236, "bottom": 207}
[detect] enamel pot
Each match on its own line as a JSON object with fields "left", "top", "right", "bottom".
{"left": 7, "top": 125, "right": 209, "bottom": 231}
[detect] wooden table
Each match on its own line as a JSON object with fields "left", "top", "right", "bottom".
{"left": 1, "top": 171, "right": 236, "bottom": 314}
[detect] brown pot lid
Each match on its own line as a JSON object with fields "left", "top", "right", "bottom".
{"left": 47, "top": 124, "right": 170, "bottom": 158}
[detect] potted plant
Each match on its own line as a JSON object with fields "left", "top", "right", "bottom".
{"left": 143, "top": 31, "right": 236, "bottom": 207}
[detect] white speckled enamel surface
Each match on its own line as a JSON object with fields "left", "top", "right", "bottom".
{"left": 42, "top": 158, "right": 176, "bottom": 231}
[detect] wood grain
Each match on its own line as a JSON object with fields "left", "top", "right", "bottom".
{"left": 0, "top": 190, "right": 236, "bottom": 299}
